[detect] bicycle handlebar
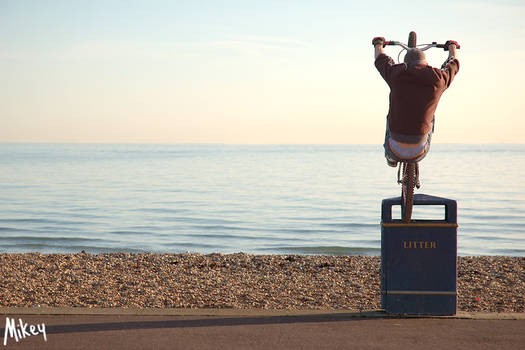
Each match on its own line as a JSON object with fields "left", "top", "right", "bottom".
{"left": 385, "top": 40, "right": 460, "bottom": 51}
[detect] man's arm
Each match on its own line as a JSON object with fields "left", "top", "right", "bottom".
{"left": 372, "top": 37, "right": 395, "bottom": 82}
{"left": 375, "top": 44, "right": 385, "bottom": 59}
{"left": 448, "top": 44, "right": 457, "bottom": 59}
{"left": 440, "top": 42, "right": 460, "bottom": 87}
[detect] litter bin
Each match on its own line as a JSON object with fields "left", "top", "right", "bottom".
{"left": 381, "top": 194, "right": 457, "bottom": 315}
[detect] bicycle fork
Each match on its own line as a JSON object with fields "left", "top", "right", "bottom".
{"left": 397, "top": 163, "right": 421, "bottom": 189}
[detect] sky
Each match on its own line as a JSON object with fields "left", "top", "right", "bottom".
{"left": 1, "top": 0, "right": 524, "bottom": 144}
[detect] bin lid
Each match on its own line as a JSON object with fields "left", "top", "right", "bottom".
{"left": 381, "top": 193, "right": 457, "bottom": 223}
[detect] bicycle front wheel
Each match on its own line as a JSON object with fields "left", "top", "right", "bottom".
{"left": 401, "top": 162, "right": 416, "bottom": 223}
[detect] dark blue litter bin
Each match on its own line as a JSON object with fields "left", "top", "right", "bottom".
{"left": 381, "top": 194, "right": 458, "bottom": 315}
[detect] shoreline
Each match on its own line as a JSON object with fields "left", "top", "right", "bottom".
{"left": 1, "top": 253, "right": 523, "bottom": 313}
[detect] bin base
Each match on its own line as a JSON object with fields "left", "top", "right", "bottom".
{"left": 382, "top": 292, "right": 456, "bottom": 316}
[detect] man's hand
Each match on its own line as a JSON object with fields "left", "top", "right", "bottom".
{"left": 444, "top": 40, "right": 459, "bottom": 59}
{"left": 444, "top": 40, "right": 460, "bottom": 51}
{"left": 373, "top": 37, "right": 386, "bottom": 59}
{"left": 372, "top": 37, "right": 386, "bottom": 47}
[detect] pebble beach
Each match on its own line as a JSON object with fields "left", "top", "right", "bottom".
{"left": 1, "top": 253, "right": 523, "bottom": 313}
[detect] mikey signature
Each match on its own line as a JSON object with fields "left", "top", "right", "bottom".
{"left": 3, "top": 317, "right": 47, "bottom": 346}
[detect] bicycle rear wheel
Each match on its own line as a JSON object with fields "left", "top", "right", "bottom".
{"left": 401, "top": 162, "right": 416, "bottom": 223}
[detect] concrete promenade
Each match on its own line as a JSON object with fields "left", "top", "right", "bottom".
{"left": 1, "top": 308, "right": 524, "bottom": 349}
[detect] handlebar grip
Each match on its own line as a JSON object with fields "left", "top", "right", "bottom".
{"left": 372, "top": 36, "right": 386, "bottom": 47}
{"left": 444, "top": 40, "right": 460, "bottom": 51}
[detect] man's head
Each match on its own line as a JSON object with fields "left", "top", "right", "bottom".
{"left": 404, "top": 48, "right": 427, "bottom": 66}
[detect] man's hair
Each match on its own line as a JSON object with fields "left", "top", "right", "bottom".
{"left": 404, "top": 48, "right": 427, "bottom": 66}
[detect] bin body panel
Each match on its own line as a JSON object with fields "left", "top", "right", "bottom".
{"left": 381, "top": 194, "right": 457, "bottom": 315}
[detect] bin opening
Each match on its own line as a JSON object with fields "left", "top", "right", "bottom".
{"left": 381, "top": 194, "right": 457, "bottom": 224}
{"left": 392, "top": 204, "right": 447, "bottom": 221}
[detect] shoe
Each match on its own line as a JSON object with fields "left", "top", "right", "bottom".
{"left": 386, "top": 158, "right": 398, "bottom": 168}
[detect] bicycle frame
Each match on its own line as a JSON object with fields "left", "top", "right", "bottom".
{"left": 384, "top": 32, "right": 436, "bottom": 222}
{"left": 379, "top": 32, "right": 459, "bottom": 222}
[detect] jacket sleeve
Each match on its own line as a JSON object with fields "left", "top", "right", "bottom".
{"left": 374, "top": 53, "right": 396, "bottom": 83}
{"left": 440, "top": 57, "right": 460, "bottom": 88}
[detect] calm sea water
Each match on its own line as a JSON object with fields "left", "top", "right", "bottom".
{"left": 1, "top": 143, "right": 524, "bottom": 256}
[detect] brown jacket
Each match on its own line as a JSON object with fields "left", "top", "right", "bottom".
{"left": 375, "top": 54, "right": 460, "bottom": 144}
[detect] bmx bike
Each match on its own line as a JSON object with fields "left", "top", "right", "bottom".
{"left": 381, "top": 31, "right": 459, "bottom": 223}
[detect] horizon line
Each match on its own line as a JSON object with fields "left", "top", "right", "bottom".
{"left": 1, "top": 141, "right": 524, "bottom": 146}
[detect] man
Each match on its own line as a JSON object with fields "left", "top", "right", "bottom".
{"left": 373, "top": 36, "right": 460, "bottom": 167}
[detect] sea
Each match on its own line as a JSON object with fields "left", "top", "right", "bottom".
{"left": 1, "top": 143, "right": 524, "bottom": 257}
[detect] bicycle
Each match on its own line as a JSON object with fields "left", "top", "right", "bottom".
{"left": 381, "top": 31, "right": 460, "bottom": 223}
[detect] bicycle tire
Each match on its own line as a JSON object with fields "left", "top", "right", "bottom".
{"left": 408, "top": 31, "right": 417, "bottom": 48}
{"left": 401, "top": 162, "right": 416, "bottom": 223}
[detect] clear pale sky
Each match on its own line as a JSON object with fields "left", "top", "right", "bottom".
{"left": 2, "top": 0, "right": 524, "bottom": 144}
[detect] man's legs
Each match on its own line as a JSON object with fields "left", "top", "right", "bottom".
{"left": 383, "top": 117, "right": 435, "bottom": 167}
{"left": 383, "top": 119, "right": 399, "bottom": 167}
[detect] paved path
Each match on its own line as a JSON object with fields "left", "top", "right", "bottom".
{"left": 1, "top": 309, "right": 524, "bottom": 349}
